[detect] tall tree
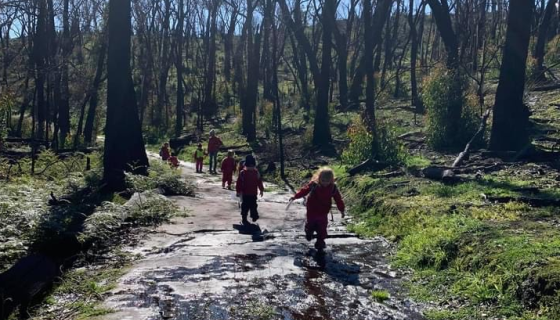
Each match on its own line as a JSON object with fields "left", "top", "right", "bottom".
{"left": 104, "top": 0, "right": 149, "bottom": 190}
{"left": 408, "top": 0, "right": 423, "bottom": 113}
{"left": 489, "top": 0, "right": 533, "bottom": 151}
{"left": 175, "top": 0, "right": 185, "bottom": 137}
{"left": 363, "top": 0, "right": 393, "bottom": 142}
{"left": 312, "top": 0, "right": 336, "bottom": 147}
{"left": 425, "top": 0, "right": 459, "bottom": 68}
{"left": 58, "top": 0, "right": 71, "bottom": 148}
{"left": 534, "top": 0, "right": 558, "bottom": 78}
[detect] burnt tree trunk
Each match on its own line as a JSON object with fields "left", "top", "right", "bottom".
{"left": 104, "top": 0, "right": 149, "bottom": 191}
{"left": 58, "top": 0, "right": 71, "bottom": 148}
{"left": 408, "top": 0, "right": 423, "bottom": 114}
{"left": 426, "top": 0, "right": 459, "bottom": 68}
{"left": 175, "top": 0, "right": 185, "bottom": 137}
{"left": 489, "top": 0, "right": 533, "bottom": 151}
{"left": 363, "top": 0, "right": 392, "bottom": 153}
{"left": 312, "top": 0, "right": 335, "bottom": 147}
{"left": 534, "top": 0, "right": 558, "bottom": 78}
{"left": 83, "top": 32, "right": 107, "bottom": 145}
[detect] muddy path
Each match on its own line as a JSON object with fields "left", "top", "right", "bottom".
{"left": 93, "top": 160, "right": 424, "bottom": 320}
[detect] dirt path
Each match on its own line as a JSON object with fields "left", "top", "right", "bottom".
{"left": 93, "top": 159, "right": 424, "bottom": 320}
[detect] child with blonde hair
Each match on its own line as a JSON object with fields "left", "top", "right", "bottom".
{"left": 290, "top": 167, "right": 345, "bottom": 254}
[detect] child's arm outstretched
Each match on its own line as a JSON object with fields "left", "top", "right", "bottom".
{"left": 289, "top": 183, "right": 313, "bottom": 201}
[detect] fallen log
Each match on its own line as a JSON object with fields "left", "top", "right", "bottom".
{"left": 531, "top": 83, "right": 560, "bottom": 92}
{"left": 482, "top": 194, "right": 560, "bottom": 207}
{"left": 452, "top": 108, "right": 492, "bottom": 168}
{"left": 347, "top": 159, "right": 389, "bottom": 176}
{"left": 422, "top": 166, "right": 456, "bottom": 183}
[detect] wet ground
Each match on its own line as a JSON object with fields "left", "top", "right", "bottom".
{"left": 93, "top": 160, "right": 424, "bottom": 320}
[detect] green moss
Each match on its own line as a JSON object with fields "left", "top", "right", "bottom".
{"left": 370, "top": 290, "right": 390, "bottom": 303}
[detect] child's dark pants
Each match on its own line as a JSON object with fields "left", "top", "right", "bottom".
{"left": 241, "top": 195, "right": 259, "bottom": 221}
{"left": 305, "top": 216, "right": 328, "bottom": 249}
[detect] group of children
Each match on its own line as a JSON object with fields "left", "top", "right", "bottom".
{"left": 159, "top": 142, "right": 180, "bottom": 168}
{"left": 160, "top": 130, "right": 345, "bottom": 254}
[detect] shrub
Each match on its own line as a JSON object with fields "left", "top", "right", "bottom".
{"left": 342, "top": 117, "right": 407, "bottom": 166}
{"left": 422, "top": 66, "right": 479, "bottom": 150}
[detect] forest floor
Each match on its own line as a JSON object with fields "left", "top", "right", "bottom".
{"left": 88, "top": 156, "right": 425, "bottom": 320}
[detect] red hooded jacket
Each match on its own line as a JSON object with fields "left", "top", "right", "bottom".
{"left": 208, "top": 136, "right": 223, "bottom": 153}
{"left": 293, "top": 182, "right": 345, "bottom": 218}
{"left": 221, "top": 157, "right": 236, "bottom": 174}
{"left": 236, "top": 168, "right": 264, "bottom": 196}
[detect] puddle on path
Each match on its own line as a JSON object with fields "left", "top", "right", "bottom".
{"left": 94, "top": 157, "right": 424, "bottom": 320}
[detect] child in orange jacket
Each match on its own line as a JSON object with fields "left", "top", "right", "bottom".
{"left": 193, "top": 143, "right": 205, "bottom": 173}
{"left": 221, "top": 150, "right": 236, "bottom": 189}
{"left": 236, "top": 155, "right": 264, "bottom": 225}
{"left": 290, "top": 167, "right": 345, "bottom": 254}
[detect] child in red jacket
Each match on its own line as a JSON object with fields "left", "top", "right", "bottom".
{"left": 236, "top": 155, "right": 264, "bottom": 225}
{"left": 193, "top": 143, "right": 205, "bottom": 173}
{"left": 168, "top": 153, "right": 180, "bottom": 168}
{"left": 290, "top": 167, "right": 345, "bottom": 254}
{"left": 221, "top": 150, "right": 236, "bottom": 189}
{"left": 159, "top": 142, "right": 171, "bottom": 161}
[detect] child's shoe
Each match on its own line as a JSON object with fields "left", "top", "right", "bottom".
{"left": 251, "top": 214, "right": 259, "bottom": 222}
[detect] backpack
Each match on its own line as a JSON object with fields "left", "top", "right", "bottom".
{"left": 308, "top": 181, "right": 338, "bottom": 198}
{"left": 238, "top": 168, "right": 260, "bottom": 188}
{"left": 304, "top": 182, "right": 338, "bottom": 208}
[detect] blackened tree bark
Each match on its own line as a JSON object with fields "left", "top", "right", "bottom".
{"left": 534, "top": 0, "right": 558, "bottom": 77}
{"left": 425, "top": 0, "right": 459, "bottom": 68}
{"left": 312, "top": 0, "right": 335, "bottom": 147}
{"left": 154, "top": 0, "right": 172, "bottom": 128}
{"left": 408, "top": 0, "right": 423, "bottom": 114}
{"left": 349, "top": 0, "right": 392, "bottom": 107}
{"left": 34, "top": 0, "right": 48, "bottom": 141}
{"left": 224, "top": 7, "right": 238, "bottom": 82}
{"left": 262, "top": 0, "right": 275, "bottom": 102}
{"left": 331, "top": 8, "right": 349, "bottom": 108}
{"left": 278, "top": 0, "right": 321, "bottom": 88}
{"left": 175, "top": 0, "right": 185, "bottom": 137}
{"left": 203, "top": 0, "right": 218, "bottom": 117}
{"left": 363, "top": 0, "right": 392, "bottom": 139}
{"left": 58, "top": 0, "right": 71, "bottom": 148}
{"left": 245, "top": 27, "right": 261, "bottom": 142}
{"left": 84, "top": 31, "right": 107, "bottom": 145}
{"left": 489, "top": 0, "right": 533, "bottom": 151}
{"left": 104, "top": 0, "right": 149, "bottom": 191}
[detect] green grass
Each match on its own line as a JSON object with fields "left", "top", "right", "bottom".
{"left": 342, "top": 165, "right": 560, "bottom": 319}
{"left": 370, "top": 290, "right": 390, "bottom": 303}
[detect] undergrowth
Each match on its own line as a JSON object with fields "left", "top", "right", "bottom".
{"left": 342, "top": 170, "right": 560, "bottom": 319}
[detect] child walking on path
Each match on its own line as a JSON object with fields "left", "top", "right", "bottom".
{"left": 159, "top": 142, "right": 171, "bottom": 161}
{"left": 168, "top": 153, "right": 180, "bottom": 168}
{"left": 221, "top": 150, "right": 236, "bottom": 189}
{"left": 290, "top": 167, "right": 345, "bottom": 254}
{"left": 236, "top": 155, "right": 264, "bottom": 225}
{"left": 207, "top": 129, "right": 223, "bottom": 174}
{"left": 193, "top": 143, "right": 205, "bottom": 173}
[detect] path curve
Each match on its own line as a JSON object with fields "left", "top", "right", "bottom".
{"left": 94, "top": 158, "right": 424, "bottom": 320}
